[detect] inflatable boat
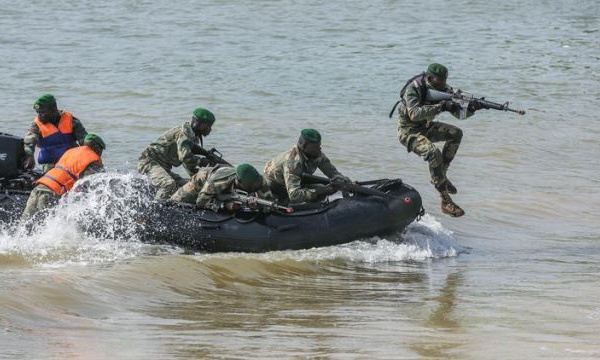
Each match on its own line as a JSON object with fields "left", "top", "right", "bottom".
{"left": 0, "top": 133, "right": 423, "bottom": 252}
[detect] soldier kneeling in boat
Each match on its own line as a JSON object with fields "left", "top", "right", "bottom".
{"left": 263, "top": 128, "right": 352, "bottom": 203}
{"left": 196, "top": 164, "right": 275, "bottom": 213}
{"left": 137, "top": 107, "right": 218, "bottom": 200}
{"left": 169, "top": 164, "right": 224, "bottom": 205}
{"left": 21, "top": 134, "right": 106, "bottom": 220}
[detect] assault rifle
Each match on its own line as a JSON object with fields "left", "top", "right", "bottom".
{"left": 229, "top": 190, "right": 293, "bottom": 214}
{"left": 191, "top": 144, "right": 233, "bottom": 166}
{"left": 426, "top": 89, "right": 526, "bottom": 120}
{"left": 301, "top": 173, "right": 392, "bottom": 198}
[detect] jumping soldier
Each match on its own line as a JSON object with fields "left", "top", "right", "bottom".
{"left": 394, "top": 63, "right": 483, "bottom": 217}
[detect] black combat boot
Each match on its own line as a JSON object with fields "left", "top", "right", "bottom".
{"left": 440, "top": 192, "right": 464, "bottom": 217}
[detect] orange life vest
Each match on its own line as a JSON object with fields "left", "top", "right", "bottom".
{"left": 36, "top": 145, "right": 102, "bottom": 195}
{"left": 34, "top": 111, "right": 77, "bottom": 164}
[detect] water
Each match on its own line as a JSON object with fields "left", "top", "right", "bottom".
{"left": 1, "top": 0, "right": 599, "bottom": 358}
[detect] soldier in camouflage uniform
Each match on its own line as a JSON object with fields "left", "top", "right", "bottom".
{"left": 138, "top": 107, "right": 216, "bottom": 200}
{"left": 395, "top": 63, "right": 483, "bottom": 217}
{"left": 22, "top": 134, "right": 105, "bottom": 220}
{"left": 196, "top": 164, "right": 274, "bottom": 212}
{"left": 263, "top": 129, "right": 351, "bottom": 203}
{"left": 23, "top": 94, "right": 88, "bottom": 173}
{"left": 169, "top": 164, "right": 224, "bottom": 204}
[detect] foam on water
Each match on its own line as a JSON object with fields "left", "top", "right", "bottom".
{"left": 192, "top": 214, "right": 465, "bottom": 264}
{"left": 0, "top": 172, "right": 165, "bottom": 267}
{"left": 1, "top": 172, "right": 464, "bottom": 267}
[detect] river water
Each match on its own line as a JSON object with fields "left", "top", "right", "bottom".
{"left": 1, "top": 0, "right": 599, "bottom": 358}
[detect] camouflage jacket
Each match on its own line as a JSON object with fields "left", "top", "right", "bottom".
{"left": 196, "top": 167, "right": 273, "bottom": 212}
{"left": 169, "top": 165, "right": 222, "bottom": 204}
{"left": 263, "top": 144, "right": 343, "bottom": 202}
{"left": 23, "top": 112, "right": 88, "bottom": 158}
{"left": 141, "top": 122, "right": 201, "bottom": 176}
{"left": 398, "top": 76, "right": 471, "bottom": 133}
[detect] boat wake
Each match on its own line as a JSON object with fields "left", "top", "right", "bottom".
{"left": 0, "top": 172, "right": 464, "bottom": 268}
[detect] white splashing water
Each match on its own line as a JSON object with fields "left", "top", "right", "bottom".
{"left": 0, "top": 172, "right": 165, "bottom": 267}
{"left": 1, "top": 172, "right": 463, "bottom": 267}
{"left": 193, "top": 214, "right": 465, "bottom": 264}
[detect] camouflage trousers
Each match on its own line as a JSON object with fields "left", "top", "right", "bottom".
{"left": 398, "top": 122, "right": 463, "bottom": 192}
{"left": 170, "top": 167, "right": 217, "bottom": 204}
{"left": 21, "top": 184, "right": 60, "bottom": 220}
{"left": 138, "top": 158, "right": 189, "bottom": 200}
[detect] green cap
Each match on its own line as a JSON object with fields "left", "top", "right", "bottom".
{"left": 300, "top": 128, "right": 322, "bottom": 144}
{"left": 33, "top": 94, "right": 57, "bottom": 110}
{"left": 236, "top": 163, "right": 261, "bottom": 185}
{"left": 426, "top": 63, "right": 448, "bottom": 80}
{"left": 83, "top": 133, "right": 106, "bottom": 150}
{"left": 192, "top": 107, "right": 216, "bottom": 124}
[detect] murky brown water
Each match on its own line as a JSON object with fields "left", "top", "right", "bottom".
{"left": 1, "top": 0, "right": 599, "bottom": 358}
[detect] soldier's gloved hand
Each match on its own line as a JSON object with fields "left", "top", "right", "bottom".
{"left": 468, "top": 99, "right": 484, "bottom": 112}
{"left": 332, "top": 174, "right": 352, "bottom": 184}
{"left": 224, "top": 201, "right": 241, "bottom": 212}
{"left": 439, "top": 100, "right": 460, "bottom": 113}
{"left": 23, "top": 155, "right": 35, "bottom": 170}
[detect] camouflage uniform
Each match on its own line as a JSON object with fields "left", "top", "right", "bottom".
{"left": 397, "top": 77, "right": 473, "bottom": 190}
{"left": 21, "top": 185, "right": 60, "bottom": 220}
{"left": 263, "top": 145, "right": 345, "bottom": 203}
{"left": 138, "top": 122, "right": 203, "bottom": 200}
{"left": 23, "top": 113, "right": 88, "bottom": 173}
{"left": 21, "top": 162, "right": 103, "bottom": 220}
{"left": 196, "top": 167, "right": 273, "bottom": 211}
{"left": 169, "top": 165, "right": 223, "bottom": 204}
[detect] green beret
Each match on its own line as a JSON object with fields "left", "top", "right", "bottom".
{"left": 192, "top": 107, "right": 216, "bottom": 124}
{"left": 236, "top": 163, "right": 261, "bottom": 185}
{"left": 300, "top": 128, "right": 322, "bottom": 144}
{"left": 33, "top": 94, "right": 57, "bottom": 110}
{"left": 84, "top": 133, "right": 106, "bottom": 150}
{"left": 426, "top": 63, "right": 448, "bottom": 80}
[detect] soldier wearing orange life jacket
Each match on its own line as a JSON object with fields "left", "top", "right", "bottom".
{"left": 21, "top": 133, "right": 105, "bottom": 220}
{"left": 23, "top": 94, "right": 88, "bottom": 172}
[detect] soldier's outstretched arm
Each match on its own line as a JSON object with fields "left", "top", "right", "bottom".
{"left": 23, "top": 122, "right": 40, "bottom": 158}
{"left": 284, "top": 161, "right": 316, "bottom": 202}
{"left": 72, "top": 117, "right": 88, "bottom": 144}
{"left": 177, "top": 136, "right": 199, "bottom": 176}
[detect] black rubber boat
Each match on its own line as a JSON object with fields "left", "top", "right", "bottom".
{"left": 139, "top": 178, "right": 423, "bottom": 252}
{"left": 0, "top": 132, "right": 424, "bottom": 253}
